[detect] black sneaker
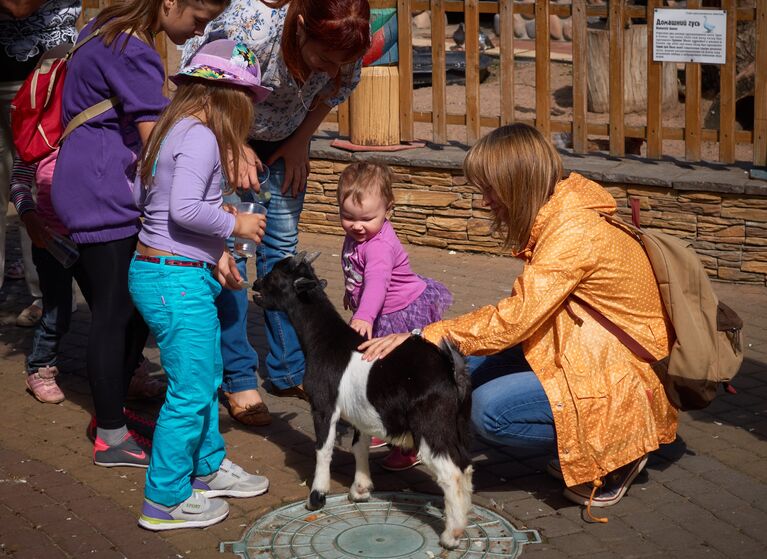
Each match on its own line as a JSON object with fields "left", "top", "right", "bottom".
{"left": 93, "top": 432, "right": 151, "bottom": 468}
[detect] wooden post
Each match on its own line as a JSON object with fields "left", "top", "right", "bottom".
{"left": 534, "top": 0, "right": 551, "bottom": 138}
{"left": 646, "top": 0, "right": 663, "bottom": 159}
{"left": 719, "top": 0, "right": 737, "bottom": 164}
{"left": 398, "top": 0, "right": 414, "bottom": 141}
{"left": 572, "top": 0, "right": 588, "bottom": 153}
{"left": 609, "top": 0, "right": 625, "bottom": 157}
{"left": 465, "top": 0, "right": 481, "bottom": 144}
{"left": 499, "top": 0, "right": 515, "bottom": 126}
{"left": 755, "top": 0, "right": 767, "bottom": 166}
{"left": 685, "top": 0, "right": 702, "bottom": 162}
{"left": 348, "top": 67, "right": 400, "bottom": 145}
{"left": 431, "top": 0, "right": 447, "bottom": 143}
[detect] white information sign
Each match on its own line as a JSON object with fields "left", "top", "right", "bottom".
{"left": 653, "top": 9, "right": 727, "bottom": 65}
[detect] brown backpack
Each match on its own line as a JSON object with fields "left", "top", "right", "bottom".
{"left": 575, "top": 201, "right": 744, "bottom": 411}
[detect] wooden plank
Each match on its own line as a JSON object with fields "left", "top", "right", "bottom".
{"left": 431, "top": 0, "right": 447, "bottom": 143}
{"left": 464, "top": 0, "right": 481, "bottom": 144}
{"left": 646, "top": 0, "right": 663, "bottom": 158}
{"left": 337, "top": 100, "right": 351, "bottom": 137}
{"left": 499, "top": 0, "right": 515, "bottom": 126}
{"left": 684, "top": 0, "right": 702, "bottom": 161}
{"left": 754, "top": 0, "right": 767, "bottom": 166}
{"left": 719, "top": 0, "right": 737, "bottom": 163}
{"left": 397, "top": 0, "right": 414, "bottom": 141}
{"left": 608, "top": 0, "right": 625, "bottom": 156}
{"left": 534, "top": 0, "right": 550, "bottom": 138}
{"left": 571, "top": 0, "right": 588, "bottom": 153}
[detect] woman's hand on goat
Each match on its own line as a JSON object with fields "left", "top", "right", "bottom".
{"left": 350, "top": 318, "right": 373, "bottom": 340}
{"left": 358, "top": 333, "right": 410, "bottom": 361}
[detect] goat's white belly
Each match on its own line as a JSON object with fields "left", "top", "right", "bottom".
{"left": 336, "top": 353, "right": 386, "bottom": 436}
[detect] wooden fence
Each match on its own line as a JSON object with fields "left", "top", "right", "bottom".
{"left": 332, "top": 0, "right": 765, "bottom": 166}
{"left": 81, "top": 0, "right": 765, "bottom": 166}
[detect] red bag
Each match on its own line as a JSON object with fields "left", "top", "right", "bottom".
{"left": 10, "top": 30, "right": 118, "bottom": 163}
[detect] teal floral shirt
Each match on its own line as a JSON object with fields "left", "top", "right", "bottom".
{"left": 182, "top": 0, "right": 362, "bottom": 142}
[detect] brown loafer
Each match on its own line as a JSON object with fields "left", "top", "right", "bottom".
{"left": 225, "top": 397, "right": 272, "bottom": 426}
{"left": 272, "top": 385, "right": 309, "bottom": 401}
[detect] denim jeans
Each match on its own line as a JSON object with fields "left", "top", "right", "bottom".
{"left": 128, "top": 256, "right": 226, "bottom": 506}
{"left": 26, "top": 246, "right": 77, "bottom": 372}
{"left": 254, "top": 159, "right": 305, "bottom": 390}
{"left": 217, "top": 256, "right": 260, "bottom": 393}
{"left": 467, "top": 346, "right": 556, "bottom": 450}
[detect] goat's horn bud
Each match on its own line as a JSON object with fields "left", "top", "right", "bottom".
{"left": 294, "top": 251, "right": 307, "bottom": 263}
{"left": 305, "top": 251, "right": 321, "bottom": 264}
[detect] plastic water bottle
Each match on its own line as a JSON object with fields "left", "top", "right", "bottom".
{"left": 45, "top": 229, "right": 79, "bottom": 268}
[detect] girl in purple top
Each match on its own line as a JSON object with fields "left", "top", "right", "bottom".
{"left": 130, "top": 40, "right": 271, "bottom": 530}
{"left": 50, "top": 0, "right": 229, "bottom": 469}
{"left": 338, "top": 162, "right": 453, "bottom": 471}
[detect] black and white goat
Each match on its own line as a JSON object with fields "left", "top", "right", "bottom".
{"left": 253, "top": 252, "right": 474, "bottom": 549}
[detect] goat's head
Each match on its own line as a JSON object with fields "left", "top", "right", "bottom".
{"left": 252, "top": 251, "right": 327, "bottom": 311}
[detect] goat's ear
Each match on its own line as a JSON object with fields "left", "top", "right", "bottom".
{"left": 305, "top": 251, "right": 321, "bottom": 265}
{"left": 293, "top": 277, "right": 317, "bottom": 294}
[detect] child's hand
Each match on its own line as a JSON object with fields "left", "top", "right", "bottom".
{"left": 20, "top": 211, "right": 50, "bottom": 248}
{"left": 350, "top": 318, "right": 373, "bottom": 340}
{"left": 233, "top": 213, "right": 266, "bottom": 243}
{"left": 214, "top": 252, "right": 245, "bottom": 290}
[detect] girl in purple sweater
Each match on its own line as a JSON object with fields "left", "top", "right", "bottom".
{"left": 131, "top": 40, "right": 271, "bottom": 530}
{"left": 51, "top": 0, "right": 229, "bottom": 468}
{"left": 338, "top": 162, "right": 453, "bottom": 471}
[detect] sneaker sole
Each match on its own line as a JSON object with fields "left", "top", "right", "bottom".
{"left": 563, "top": 455, "right": 648, "bottom": 508}
{"left": 94, "top": 460, "right": 149, "bottom": 469}
{"left": 380, "top": 460, "right": 422, "bottom": 472}
{"left": 546, "top": 462, "right": 564, "bottom": 481}
{"left": 138, "top": 509, "right": 229, "bottom": 531}
{"left": 25, "top": 387, "right": 64, "bottom": 404}
{"left": 195, "top": 486, "right": 269, "bottom": 498}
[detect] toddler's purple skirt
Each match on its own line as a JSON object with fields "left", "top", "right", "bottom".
{"left": 372, "top": 277, "right": 453, "bottom": 338}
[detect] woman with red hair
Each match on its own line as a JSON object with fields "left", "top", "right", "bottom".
{"left": 183, "top": 0, "right": 371, "bottom": 425}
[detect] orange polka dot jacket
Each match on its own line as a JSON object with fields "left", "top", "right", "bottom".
{"left": 423, "top": 172, "right": 678, "bottom": 487}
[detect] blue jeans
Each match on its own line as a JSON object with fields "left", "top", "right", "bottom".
{"left": 217, "top": 256, "right": 260, "bottom": 393}
{"left": 254, "top": 159, "right": 305, "bottom": 390}
{"left": 128, "top": 256, "right": 226, "bottom": 506}
{"left": 467, "top": 346, "right": 556, "bottom": 450}
{"left": 26, "top": 246, "right": 77, "bottom": 372}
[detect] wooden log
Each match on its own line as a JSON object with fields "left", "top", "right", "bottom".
{"left": 349, "top": 66, "right": 401, "bottom": 146}
{"left": 587, "top": 24, "right": 677, "bottom": 114}
{"left": 397, "top": 0, "right": 414, "bottom": 141}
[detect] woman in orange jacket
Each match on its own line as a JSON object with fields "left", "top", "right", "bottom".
{"left": 360, "top": 123, "right": 678, "bottom": 514}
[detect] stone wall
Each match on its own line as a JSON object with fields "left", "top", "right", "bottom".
{"left": 301, "top": 158, "right": 767, "bottom": 285}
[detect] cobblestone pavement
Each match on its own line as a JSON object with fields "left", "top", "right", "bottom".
{"left": 1, "top": 217, "right": 765, "bottom": 558}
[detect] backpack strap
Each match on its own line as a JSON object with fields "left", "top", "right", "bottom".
{"left": 570, "top": 295, "right": 658, "bottom": 363}
{"left": 59, "top": 97, "right": 120, "bottom": 143}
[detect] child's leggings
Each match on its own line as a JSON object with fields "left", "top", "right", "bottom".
{"left": 128, "top": 255, "right": 226, "bottom": 506}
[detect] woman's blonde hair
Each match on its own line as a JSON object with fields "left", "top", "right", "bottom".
{"left": 139, "top": 80, "right": 253, "bottom": 188}
{"left": 337, "top": 162, "right": 394, "bottom": 209}
{"left": 464, "top": 123, "right": 563, "bottom": 251}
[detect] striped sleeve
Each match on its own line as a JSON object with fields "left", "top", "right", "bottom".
{"left": 9, "top": 156, "right": 37, "bottom": 216}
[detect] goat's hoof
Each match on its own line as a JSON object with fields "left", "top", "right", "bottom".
{"left": 349, "top": 484, "right": 372, "bottom": 502}
{"left": 439, "top": 531, "right": 462, "bottom": 550}
{"left": 307, "top": 490, "right": 326, "bottom": 511}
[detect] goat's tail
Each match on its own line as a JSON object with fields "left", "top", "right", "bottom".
{"left": 440, "top": 339, "right": 470, "bottom": 404}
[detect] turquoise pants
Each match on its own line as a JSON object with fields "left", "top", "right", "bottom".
{"left": 128, "top": 256, "right": 226, "bottom": 506}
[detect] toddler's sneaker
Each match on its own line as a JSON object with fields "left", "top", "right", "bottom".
{"left": 380, "top": 447, "right": 422, "bottom": 471}
{"left": 138, "top": 492, "right": 229, "bottom": 531}
{"left": 93, "top": 432, "right": 151, "bottom": 468}
{"left": 26, "top": 366, "right": 65, "bottom": 404}
{"left": 193, "top": 458, "right": 269, "bottom": 498}
{"left": 369, "top": 436, "right": 388, "bottom": 449}
{"left": 563, "top": 454, "right": 648, "bottom": 508}
{"left": 123, "top": 408, "right": 156, "bottom": 439}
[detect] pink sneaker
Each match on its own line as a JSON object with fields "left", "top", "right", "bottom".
{"left": 26, "top": 366, "right": 65, "bottom": 404}
{"left": 380, "top": 447, "right": 422, "bottom": 471}
{"left": 370, "top": 436, "right": 388, "bottom": 449}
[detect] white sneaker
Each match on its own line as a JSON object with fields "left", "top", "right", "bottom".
{"left": 192, "top": 458, "right": 269, "bottom": 498}
{"left": 138, "top": 492, "right": 229, "bottom": 531}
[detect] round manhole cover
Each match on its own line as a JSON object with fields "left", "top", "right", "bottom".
{"left": 221, "top": 492, "right": 540, "bottom": 558}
